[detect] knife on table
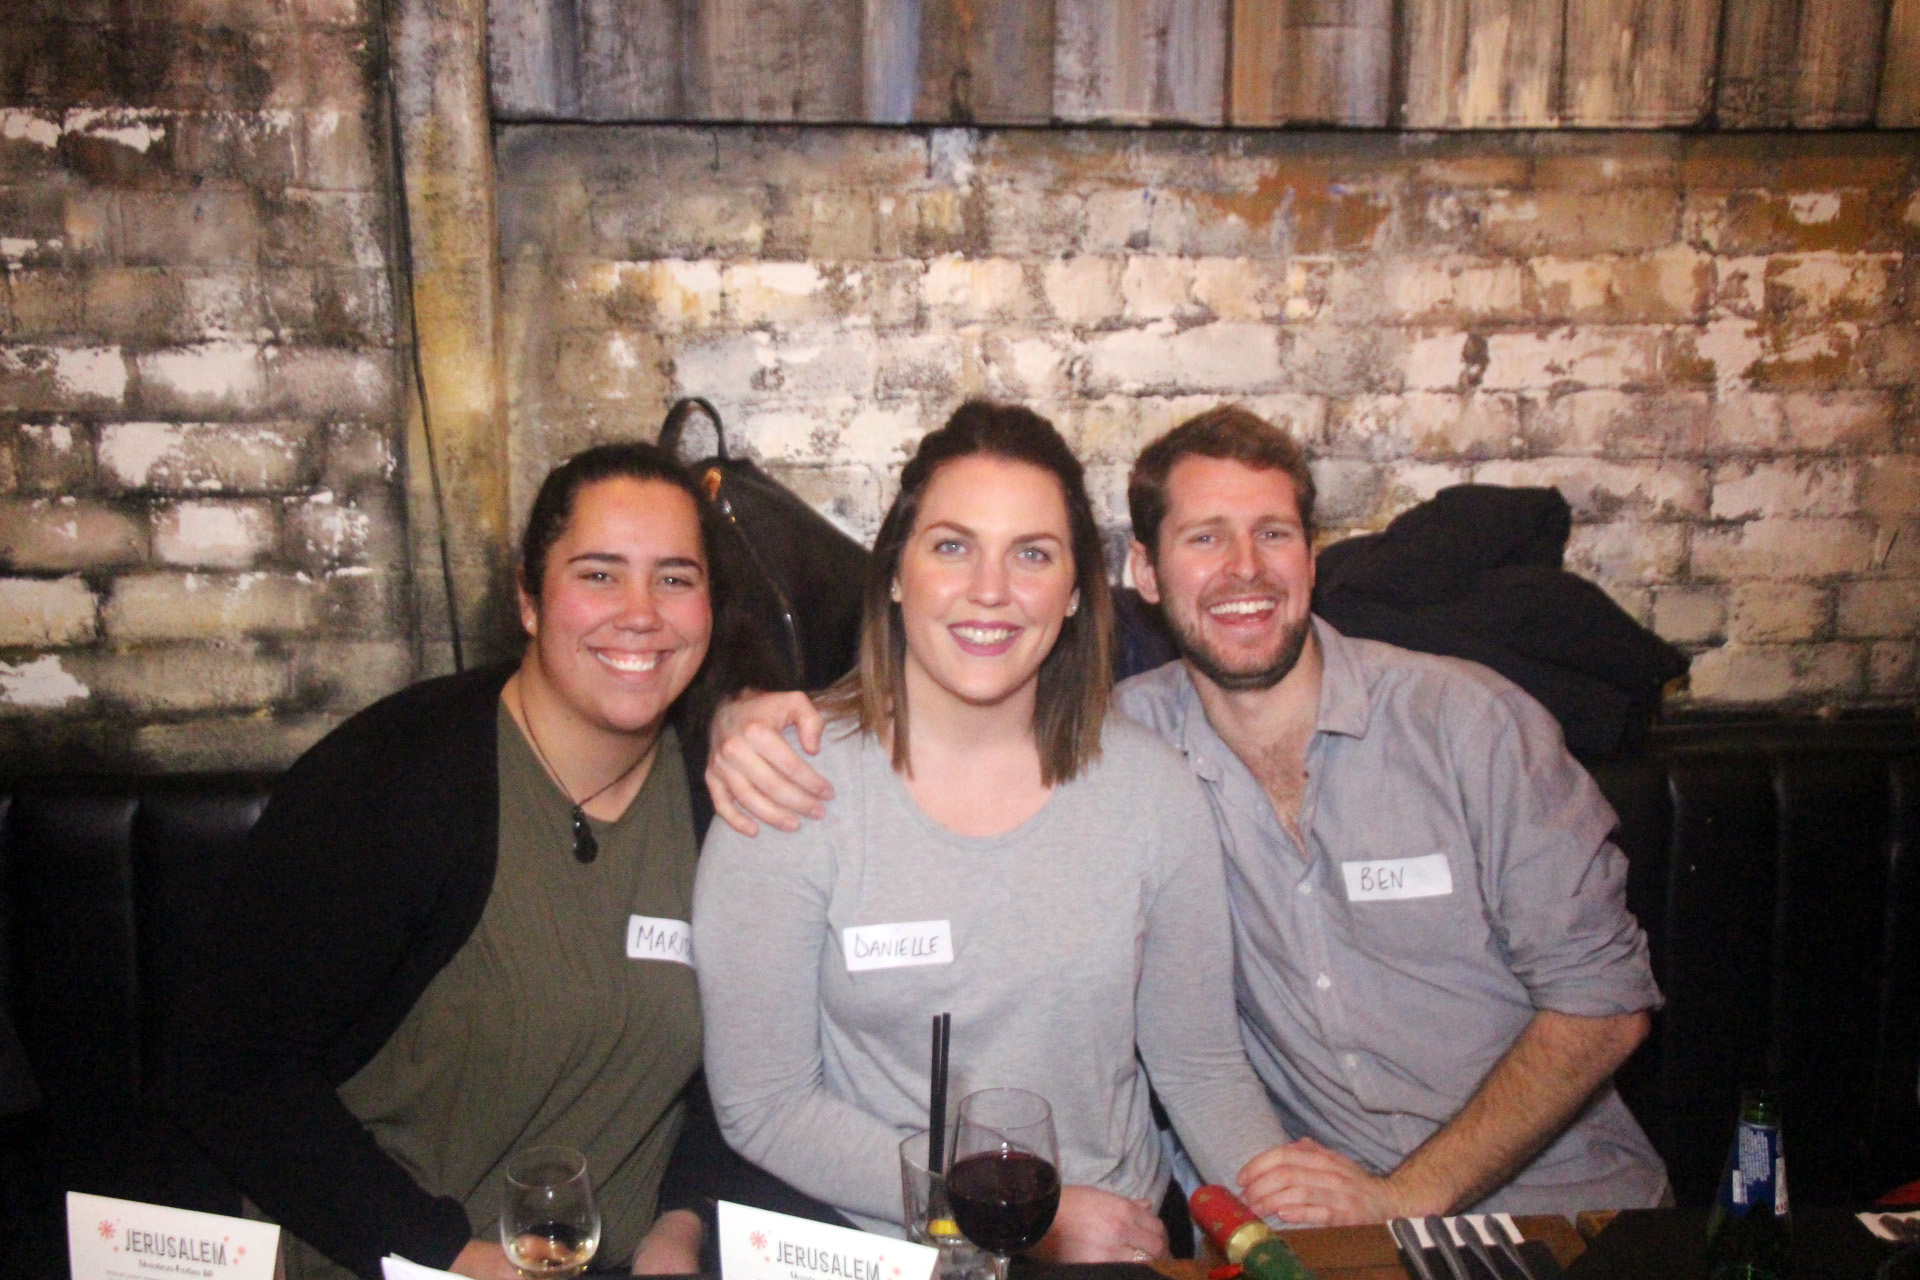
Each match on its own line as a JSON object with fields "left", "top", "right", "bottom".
{"left": 1456, "top": 1216, "right": 1509, "bottom": 1280}
{"left": 1490, "top": 1213, "right": 1543, "bottom": 1280}
{"left": 1389, "top": 1218, "right": 1441, "bottom": 1280}
{"left": 1424, "top": 1216, "right": 1474, "bottom": 1280}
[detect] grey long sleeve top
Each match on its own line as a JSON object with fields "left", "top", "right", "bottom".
{"left": 693, "top": 715, "right": 1288, "bottom": 1235}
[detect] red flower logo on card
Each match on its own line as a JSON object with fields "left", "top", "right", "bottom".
{"left": 98, "top": 1221, "right": 117, "bottom": 1240}
{"left": 750, "top": 1231, "right": 768, "bottom": 1252}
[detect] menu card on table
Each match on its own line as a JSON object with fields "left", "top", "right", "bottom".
{"left": 67, "top": 1192, "right": 278, "bottom": 1280}
{"left": 718, "top": 1201, "right": 939, "bottom": 1280}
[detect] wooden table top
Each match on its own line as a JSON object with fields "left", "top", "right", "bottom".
{"left": 1152, "top": 1215, "right": 1586, "bottom": 1280}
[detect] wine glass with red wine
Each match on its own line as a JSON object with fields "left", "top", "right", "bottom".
{"left": 500, "top": 1145, "right": 601, "bottom": 1279}
{"left": 948, "top": 1088, "right": 1061, "bottom": 1280}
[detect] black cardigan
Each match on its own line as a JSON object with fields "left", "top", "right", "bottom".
{"left": 163, "top": 663, "right": 710, "bottom": 1278}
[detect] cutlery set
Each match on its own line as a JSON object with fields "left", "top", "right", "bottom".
{"left": 1388, "top": 1215, "right": 1555, "bottom": 1280}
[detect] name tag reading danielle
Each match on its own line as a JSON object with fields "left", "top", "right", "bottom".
{"left": 1341, "top": 853, "right": 1454, "bottom": 902}
{"left": 627, "top": 915, "right": 694, "bottom": 966}
{"left": 842, "top": 920, "right": 953, "bottom": 972}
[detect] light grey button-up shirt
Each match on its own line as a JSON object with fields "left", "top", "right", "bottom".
{"left": 1116, "top": 618, "right": 1668, "bottom": 1214}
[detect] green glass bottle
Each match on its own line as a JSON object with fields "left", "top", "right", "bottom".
{"left": 1706, "top": 1090, "right": 1792, "bottom": 1280}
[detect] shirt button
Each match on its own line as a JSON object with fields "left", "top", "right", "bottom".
{"left": 1343, "top": 1054, "right": 1358, "bottom": 1070}
{"left": 1315, "top": 973, "right": 1331, "bottom": 991}
{"left": 1296, "top": 882, "right": 1313, "bottom": 895}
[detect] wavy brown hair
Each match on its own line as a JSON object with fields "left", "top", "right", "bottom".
{"left": 822, "top": 401, "right": 1113, "bottom": 786}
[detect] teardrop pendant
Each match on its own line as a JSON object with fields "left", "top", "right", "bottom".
{"left": 571, "top": 808, "right": 598, "bottom": 863}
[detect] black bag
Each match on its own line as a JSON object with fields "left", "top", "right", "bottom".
{"left": 659, "top": 397, "right": 868, "bottom": 692}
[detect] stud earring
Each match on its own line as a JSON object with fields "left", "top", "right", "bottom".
{"left": 1065, "top": 593, "right": 1080, "bottom": 618}
{"left": 889, "top": 581, "right": 902, "bottom": 603}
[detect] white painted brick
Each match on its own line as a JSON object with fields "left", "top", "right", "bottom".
{"left": 1862, "top": 456, "right": 1920, "bottom": 518}
{"left": 838, "top": 404, "right": 927, "bottom": 467}
{"left": 98, "top": 421, "right": 307, "bottom": 492}
{"left": 775, "top": 326, "right": 880, "bottom": 399}
{"left": 103, "top": 571, "right": 319, "bottom": 642}
{"left": 1651, "top": 585, "right": 1725, "bottom": 644}
{"left": 1566, "top": 521, "right": 1687, "bottom": 583}
{"left": 922, "top": 255, "right": 1031, "bottom": 322}
{"left": 1690, "top": 518, "right": 1876, "bottom": 580}
{"left": 71, "top": 645, "right": 289, "bottom": 714}
{"left": 1473, "top": 457, "right": 1707, "bottom": 521}
{"left": 135, "top": 342, "right": 267, "bottom": 414}
{"left": 1705, "top": 391, "right": 1896, "bottom": 453}
{"left": 1726, "top": 581, "right": 1829, "bottom": 643}
{"left": 1084, "top": 322, "right": 1284, "bottom": 395}
{"left": 1082, "top": 189, "right": 1152, "bottom": 253}
{"left": 0, "top": 576, "right": 97, "bottom": 646}
{"left": 285, "top": 493, "right": 385, "bottom": 569}
{"left": 762, "top": 463, "right": 884, "bottom": 541}
{"left": 1382, "top": 258, "right": 1525, "bottom": 321}
{"left": 1764, "top": 252, "right": 1898, "bottom": 318}
{"left": 1679, "top": 318, "right": 1765, "bottom": 388}
{"left": 153, "top": 499, "right": 276, "bottom": 569}
{"left": 877, "top": 330, "right": 982, "bottom": 400}
{"left": 1376, "top": 461, "right": 1471, "bottom": 513}
{"left": 1042, "top": 257, "right": 1123, "bottom": 325}
{"left": 1070, "top": 394, "right": 1148, "bottom": 465}
{"left": 1685, "top": 642, "right": 1864, "bottom": 703}
{"left": 0, "top": 345, "right": 129, "bottom": 412}
{"left": 1869, "top": 641, "right": 1917, "bottom": 695}
{"left": 673, "top": 331, "right": 778, "bottom": 401}
{"left": 1190, "top": 257, "right": 1270, "bottom": 321}
{"left": 1312, "top": 460, "right": 1385, "bottom": 524}
{"left": 1481, "top": 327, "right": 1661, "bottom": 390}
{"left": 264, "top": 346, "right": 395, "bottom": 419}
{"left": 725, "top": 262, "right": 830, "bottom": 325}
{"left": 1401, "top": 392, "right": 1522, "bottom": 460}
{"left": 0, "top": 654, "right": 92, "bottom": 713}
{"left": 738, "top": 406, "right": 844, "bottom": 464}
{"left": 1121, "top": 256, "right": 1194, "bottom": 321}
{"left": 1530, "top": 390, "right": 1711, "bottom": 458}
{"left": 1710, "top": 460, "right": 1859, "bottom": 520}
{"left": 1401, "top": 331, "right": 1468, "bottom": 390}
{"left": 0, "top": 497, "right": 145, "bottom": 570}
{"left": 983, "top": 332, "right": 1073, "bottom": 401}
{"left": 1836, "top": 579, "right": 1920, "bottom": 638}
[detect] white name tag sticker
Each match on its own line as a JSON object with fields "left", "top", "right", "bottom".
{"left": 842, "top": 919, "right": 953, "bottom": 972}
{"left": 68, "top": 1191, "right": 279, "bottom": 1280}
{"left": 719, "top": 1200, "right": 936, "bottom": 1280}
{"left": 1341, "top": 853, "right": 1454, "bottom": 902}
{"left": 627, "top": 914, "right": 694, "bottom": 966}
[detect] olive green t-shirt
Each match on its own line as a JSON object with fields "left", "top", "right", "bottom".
{"left": 280, "top": 706, "right": 703, "bottom": 1280}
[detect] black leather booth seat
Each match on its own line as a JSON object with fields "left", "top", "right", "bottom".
{"left": 2, "top": 717, "right": 1917, "bottom": 1279}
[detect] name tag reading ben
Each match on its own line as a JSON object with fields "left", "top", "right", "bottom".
{"left": 1341, "top": 853, "right": 1454, "bottom": 902}
{"left": 627, "top": 915, "right": 694, "bottom": 966}
{"left": 843, "top": 920, "right": 953, "bottom": 972}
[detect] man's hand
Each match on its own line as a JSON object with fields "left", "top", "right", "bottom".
{"left": 631, "top": 1209, "right": 703, "bottom": 1275}
{"left": 1029, "top": 1186, "right": 1168, "bottom": 1263}
{"left": 1238, "top": 1138, "right": 1405, "bottom": 1226}
{"left": 449, "top": 1240, "right": 524, "bottom": 1280}
{"left": 705, "top": 690, "right": 832, "bottom": 835}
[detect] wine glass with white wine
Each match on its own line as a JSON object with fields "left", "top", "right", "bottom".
{"left": 501, "top": 1146, "right": 601, "bottom": 1279}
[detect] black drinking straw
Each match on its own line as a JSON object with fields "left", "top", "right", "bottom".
{"left": 928, "top": 1012, "right": 952, "bottom": 1173}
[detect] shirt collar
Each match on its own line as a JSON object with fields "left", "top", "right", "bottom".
{"left": 1310, "top": 616, "right": 1374, "bottom": 741}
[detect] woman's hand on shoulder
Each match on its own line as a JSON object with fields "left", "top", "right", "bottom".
{"left": 631, "top": 1209, "right": 704, "bottom": 1275}
{"left": 449, "top": 1240, "right": 524, "bottom": 1280}
{"left": 1029, "top": 1186, "right": 1168, "bottom": 1264}
{"left": 706, "top": 690, "right": 833, "bottom": 836}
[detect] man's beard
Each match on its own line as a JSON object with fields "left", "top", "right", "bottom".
{"left": 1165, "top": 601, "right": 1311, "bottom": 693}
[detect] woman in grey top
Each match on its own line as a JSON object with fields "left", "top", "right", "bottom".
{"left": 693, "top": 402, "right": 1289, "bottom": 1263}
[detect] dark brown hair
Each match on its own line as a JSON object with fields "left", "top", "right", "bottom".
{"left": 1127, "top": 404, "right": 1317, "bottom": 554}
{"left": 825, "top": 400, "right": 1113, "bottom": 786}
{"left": 519, "top": 441, "right": 782, "bottom": 747}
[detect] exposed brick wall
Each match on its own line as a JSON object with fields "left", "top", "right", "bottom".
{"left": 0, "top": 0, "right": 410, "bottom": 771}
{"left": 499, "top": 126, "right": 1920, "bottom": 710}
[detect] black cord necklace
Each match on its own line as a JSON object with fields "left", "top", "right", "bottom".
{"left": 514, "top": 687, "right": 652, "bottom": 864}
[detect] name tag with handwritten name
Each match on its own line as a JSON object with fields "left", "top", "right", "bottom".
{"left": 842, "top": 920, "right": 953, "bottom": 972}
{"left": 627, "top": 915, "right": 694, "bottom": 966}
{"left": 1341, "top": 853, "right": 1454, "bottom": 902}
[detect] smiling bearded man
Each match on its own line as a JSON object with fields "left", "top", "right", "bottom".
{"left": 1117, "top": 404, "right": 1669, "bottom": 1226}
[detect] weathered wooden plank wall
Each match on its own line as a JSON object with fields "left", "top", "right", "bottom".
{"left": 486, "top": 0, "right": 1909, "bottom": 129}
{"left": 1053, "top": 0, "right": 1227, "bottom": 124}
{"left": 1230, "top": 0, "right": 1393, "bottom": 126}
{"left": 1563, "top": 0, "right": 1719, "bottom": 125}
{"left": 1401, "top": 0, "right": 1565, "bottom": 127}
{"left": 1881, "top": 0, "right": 1920, "bottom": 124}
{"left": 1718, "top": 0, "right": 1892, "bottom": 127}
